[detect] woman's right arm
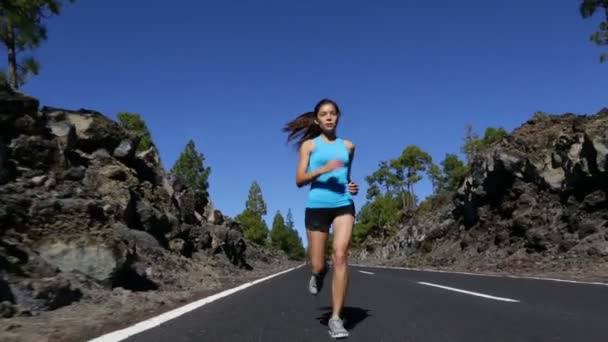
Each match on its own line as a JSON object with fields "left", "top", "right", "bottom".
{"left": 296, "top": 140, "right": 323, "bottom": 187}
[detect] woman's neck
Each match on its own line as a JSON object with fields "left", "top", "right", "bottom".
{"left": 320, "top": 131, "right": 337, "bottom": 141}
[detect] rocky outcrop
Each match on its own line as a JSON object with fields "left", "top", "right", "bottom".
{"left": 0, "top": 84, "right": 286, "bottom": 319}
{"left": 354, "top": 110, "right": 608, "bottom": 280}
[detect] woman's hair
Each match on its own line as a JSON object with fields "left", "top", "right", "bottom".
{"left": 282, "top": 98, "right": 341, "bottom": 149}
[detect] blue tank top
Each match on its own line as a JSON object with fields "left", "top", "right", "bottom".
{"left": 306, "top": 136, "right": 353, "bottom": 208}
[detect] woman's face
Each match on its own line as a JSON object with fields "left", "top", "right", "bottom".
{"left": 316, "top": 103, "right": 339, "bottom": 132}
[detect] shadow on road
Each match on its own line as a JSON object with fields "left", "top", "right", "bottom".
{"left": 315, "top": 306, "right": 371, "bottom": 330}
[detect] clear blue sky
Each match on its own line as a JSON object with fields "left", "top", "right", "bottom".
{"left": 11, "top": 0, "right": 606, "bottom": 246}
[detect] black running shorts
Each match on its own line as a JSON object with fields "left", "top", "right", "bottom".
{"left": 305, "top": 202, "right": 356, "bottom": 233}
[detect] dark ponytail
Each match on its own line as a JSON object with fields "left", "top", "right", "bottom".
{"left": 282, "top": 99, "right": 340, "bottom": 149}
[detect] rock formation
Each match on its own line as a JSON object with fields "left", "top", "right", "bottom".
{"left": 354, "top": 110, "right": 608, "bottom": 280}
{"left": 0, "top": 84, "right": 287, "bottom": 320}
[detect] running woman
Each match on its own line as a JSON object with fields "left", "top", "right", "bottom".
{"left": 283, "top": 98, "right": 358, "bottom": 339}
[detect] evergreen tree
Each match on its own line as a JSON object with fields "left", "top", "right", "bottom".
{"left": 392, "top": 145, "right": 432, "bottom": 210}
{"left": 461, "top": 125, "right": 508, "bottom": 164}
{"left": 0, "top": 0, "right": 76, "bottom": 88}
{"left": 170, "top": 139, "right": 211, "bottom": 196}
{"left": 427, "top": 163, "right": 444, "bottom": 194}
{"left": 580, "top": 0, "right": 608, "bottom": 62}
{"left": 270, "top": 210, "right": 288, "bottom": 249}
{"left": 269, "top": 209, "right": 306, "bottom": 260}
{"left": 235, "top": 181, "right": 269, "bottom": 245}
{"left": 116, "top": 112, "right": 153, "bottom": 152}
{"left": 286, "top": 208, "right": 295, "bottom": 230}
{"left": 245, "top": 180, "right": 267, "bottom": 217}
{"left": 441, "top": 153, "right": 469, "bottom": 192}
{"left": 235, "top": 209, "right": 268, "bottom": 246}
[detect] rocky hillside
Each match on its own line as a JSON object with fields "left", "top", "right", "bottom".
{"left": 354, "top": 109, "right": 608, "bottom": 281}
{"left": 0, "top": 85, "right": 294, "bottom": 341}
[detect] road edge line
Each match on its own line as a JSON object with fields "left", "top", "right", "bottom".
{"left": 88, "top": 263, "right": 305, "bottom": 342}
{"left": 351, "top": 264, "right": 608, "bottom": 286}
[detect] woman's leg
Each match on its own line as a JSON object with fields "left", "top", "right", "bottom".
{"left": 307, "top": 229, "right": 328, "bottom": 275}
{"left": 330, "top": 212, "right": 354, "bottom": 318}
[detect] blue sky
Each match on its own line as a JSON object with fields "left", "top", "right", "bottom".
{"left": 10, "top": 0, "right": 606, "bottom": 246}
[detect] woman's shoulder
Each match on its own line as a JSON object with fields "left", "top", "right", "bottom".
{"left": 300, "top": 138, "right": 316, "bottom": 152}
{"left": 341, "top": 138, "right": 355, "bottom": 151}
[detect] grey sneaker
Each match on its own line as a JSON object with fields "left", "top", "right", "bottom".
{"left": 308, "top": 274, "right": 322, "bottom": 295}
{"left": 328, "top": 317, "right": 349, "bottom": 339}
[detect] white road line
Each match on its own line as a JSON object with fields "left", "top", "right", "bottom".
{"left": 418, "top": 282, "right": 520, "bottom": 303}
{"left": 88, "top": 264, "right": 305, "bottom": 342}
{"left": 351, "top": 264, "right": 608, "bottom": 287}
{"left": 358, "top": 270, "right": 375, "bottom": 275}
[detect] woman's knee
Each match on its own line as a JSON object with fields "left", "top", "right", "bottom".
{"left": 332, "top": 248, "right": 348, "bottom": 266}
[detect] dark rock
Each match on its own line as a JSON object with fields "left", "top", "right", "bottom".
{"left": 119, "top": 228, "right": 162, "bottom": 253}
{"left": 37, "top": 238, "right": 130, "bottom": 286}
{"left": 1, "top": 274, "right": 15, "bottom": 303}
{"left": 62, "top": 166, "right": 86, "bottom": 181}
{"left": 31, "top": 276, "right": 82, "bottom": 310}
{"left": 0, "top": 300, "right": 16, "bottom": 318}
{"left": 581, "top": 191, "right": 607, "bottom": 211}
{"left": 42, "top": 107, "right": 130, "bottom": 154}
{"left": 9, "top": 135, "right": 56, "bottom": 170}
{"left": 174, "top": 189, "right": 209, "bottom": 225}
{"left": 134, "top": 147, "right": 165, "bottom": 185}
{"left": 0, "top": 85, "right": 39, "bottom": 135}
{"left": 169, "top": 239, "right": 186, "bottom": 255}
{"left": 135, "top": 200, "right": 172, "bottom": 240}
{"left": 0, "top": 139, "right": 15, "bottom": 185}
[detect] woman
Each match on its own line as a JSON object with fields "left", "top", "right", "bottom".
{"left": 283, "top": 98, "right": 358, "bottom": 339}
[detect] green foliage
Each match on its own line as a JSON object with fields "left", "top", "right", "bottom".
{"left": 353, "top": 192, "right": 402, "bottom": 245}
{"left": 235, "top": 181, "right": 270, "bottom": 246}
{"left": 482, "top": 127, "right": 508, "bottom": 146}
{"left": 235, "top": 209, "right": 268, "bottom": 246}
{"left": 170, "top": 139, "right": 211, "bottom": 196}
{"left": 245, "top": 180, "right": 267, "bottom": 217}
{"left": 0, "top": 0, "right": 76, "bottom": 88}
{"left": 461, "top": 124, "right": 508, "bottom": 163}
{"left": 286, "top": 208, "right": 295, "bottom": 229}
{"left": 461, "top": 124, "right": 481, "bottom": 164}
{"left": 427, "top": 163, "right": 444, "bottom": 194}
{"left": 580, "top": 0, "right": 608, "bottom": 62}
{"left": 417, "top": 191, "right": 453, "bottom": 216}
{"left": 441, "top": 153, "right": 469, "bottom": 192}
{"left": 116, "top": 112, "right": 153, "bottom": 152}
{"left": 357, "top": 144, "right": 433, "bottom": 244}
{"left": 391, "top": 145, "right": 432, "bottom": 209}
{"left": 269, "top": 210, "right": 305, "bottom": 260}
{"left": 270, "top": 210, "right": 287, "bottom": 248}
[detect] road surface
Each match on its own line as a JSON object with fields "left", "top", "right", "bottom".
{"left": 94, "top": 265, "right": 608, "bottom": 342}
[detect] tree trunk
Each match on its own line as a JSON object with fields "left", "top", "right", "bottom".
{"left": 7, "top": 26, "right": 17, "bottom": 89}
{"left": 411, "top": 183, "right": 416, "bottom": 209}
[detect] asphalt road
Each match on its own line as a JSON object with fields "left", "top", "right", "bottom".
{"left": 108, "top": 265, "right": 608, "bottom": 342}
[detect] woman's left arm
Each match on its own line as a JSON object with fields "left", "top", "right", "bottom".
{"left": 344, "top": 140, "right": 358, "bottom": 195}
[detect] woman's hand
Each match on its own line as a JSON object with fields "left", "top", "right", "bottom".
{"left": 348, "top": 181, "right": 358, "bottom": 195}
{"left": 322, "top": 159, "right": 344, "bottom": 173}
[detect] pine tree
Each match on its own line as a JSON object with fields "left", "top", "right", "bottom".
{"left": 235, "top": 181, "right": 269, "bottom": 245}
{"left": 286, "top": 208, "right": 295, "bottom": 230}
{"left": 270, "top": 210, "right": 288, "bottom": 249}
{"left": 580, "top": 0, "right": 608, "bottom": 63}
{"left": 0, "top": 0, "right": 76, "bottom": 89}
{"left": 245, "top": 180, "right": 266, "bottom": 217}
{"left": 116, "top": 112, "right": 153, "bottom": 152}
{"left": 235, "top": 209, "right": 268, "bottom": 246}
{"left": 170, "top": 139, "right": 211, "bottom": 196}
